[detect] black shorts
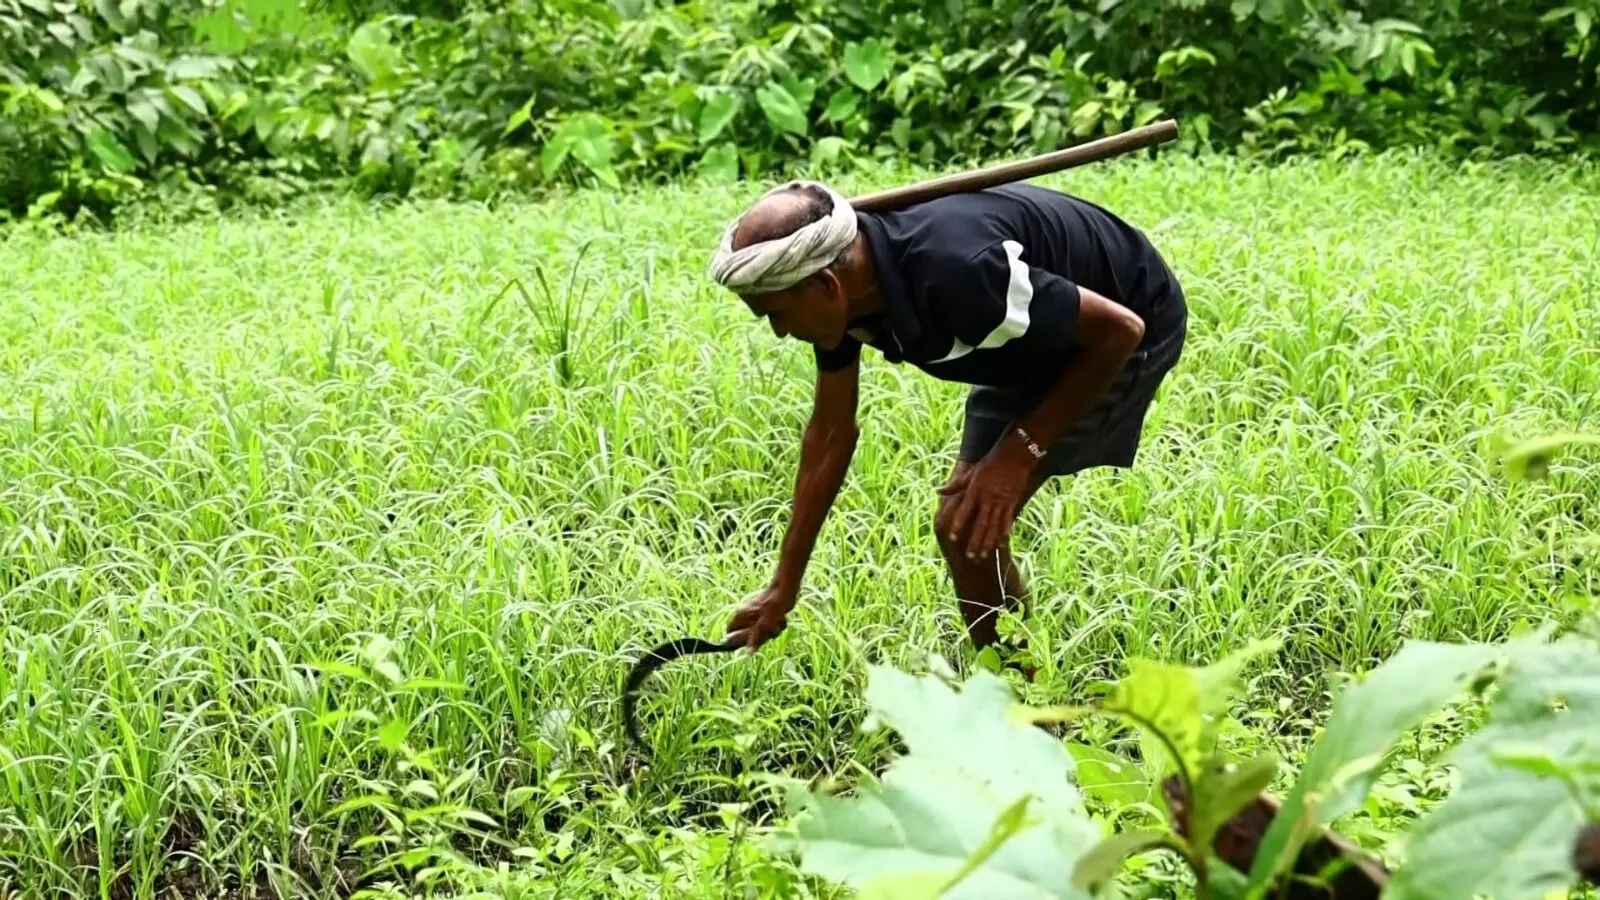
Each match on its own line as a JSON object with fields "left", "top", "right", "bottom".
{"left": 958, "top": 310, "right": 1186, "bottom": 479}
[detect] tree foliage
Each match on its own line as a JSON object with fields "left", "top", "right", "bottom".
{"left": 4, "top": 0, "right": 1599, "bottom": 219}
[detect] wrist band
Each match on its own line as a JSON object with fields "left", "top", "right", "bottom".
{"left": 1014, "top": 426, "right": 1046, "bottom": 459}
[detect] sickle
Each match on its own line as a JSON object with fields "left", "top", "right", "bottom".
{"left": 621, "top": 631, "right": 749, "bottom": 754}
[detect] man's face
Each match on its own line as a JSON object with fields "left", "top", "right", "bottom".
{"left": 741, "top": 271, "right": 848, "bottom": 349}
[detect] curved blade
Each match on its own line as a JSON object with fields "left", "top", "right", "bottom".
{"left": 621, "top": 631, "right": 748, "bottom": 754}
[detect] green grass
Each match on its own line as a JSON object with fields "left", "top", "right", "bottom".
{"left": 2, "top": 151, "right": 1599, "bottom": 899}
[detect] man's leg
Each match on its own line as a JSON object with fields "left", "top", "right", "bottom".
{"left": 935, "top": 459, "right": 1050, "bottom": 650}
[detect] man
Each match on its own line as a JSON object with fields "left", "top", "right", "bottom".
{"left": 707, "top": 178, "right": 1187, "bottom": 667}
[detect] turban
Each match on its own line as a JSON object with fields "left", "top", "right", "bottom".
{"left": 707, "top": 181, "right": 857, "bottom": 295}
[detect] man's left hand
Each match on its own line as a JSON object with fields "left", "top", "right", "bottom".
{"left": 938, "top": 450, "right": 1034, "bottom": 559}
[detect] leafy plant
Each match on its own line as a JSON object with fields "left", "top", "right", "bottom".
{"left": 775, "top": 429, "right": 1600, "bottom": 899}
{"left": 776, "top": 630, "right": 1600, "bottom": 899}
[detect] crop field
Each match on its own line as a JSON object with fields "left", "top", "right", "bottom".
{"left": 3, "top": 153, "right": 1600, "bottom": 899}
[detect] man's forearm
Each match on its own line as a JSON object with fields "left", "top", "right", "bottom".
{"left": 773, "top": 417, "right": 859, "bottom": 595}
{"left": 1009, "top": 334, "right": 1142, "bottom": 462}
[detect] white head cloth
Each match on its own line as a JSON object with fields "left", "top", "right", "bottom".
{"left": 707, "top": 180, "right": 857, "bottom": 295}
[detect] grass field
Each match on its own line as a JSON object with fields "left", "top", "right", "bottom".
{"left": 3, "top": 152, "right": 1599, "bottom": 899}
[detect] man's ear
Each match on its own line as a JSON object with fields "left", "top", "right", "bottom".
{"left": 818, "top": 269, "right": 845, "bottom": 306}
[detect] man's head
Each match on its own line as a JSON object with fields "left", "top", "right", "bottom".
{"left": 708, "top": 180, "right": 866, "bottom": 350}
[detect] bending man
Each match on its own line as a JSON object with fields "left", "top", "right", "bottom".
{"left": 708, "top": 179, "right": 1188, "bottom": 665}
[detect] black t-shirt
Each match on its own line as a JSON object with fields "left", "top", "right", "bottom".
{"left": 815, "top": 183, "right": 1186, "bottom": 387}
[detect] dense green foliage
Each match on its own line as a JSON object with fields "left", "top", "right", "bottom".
{"left": 4, "top": 0, "right": 1599, "bottom": 221}
{"left": 3, "top": 154, "right": 1598, "bottom": 897}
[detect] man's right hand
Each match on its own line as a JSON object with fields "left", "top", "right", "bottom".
{"left": 726, "top": 584, "right": 796, "bottom": 652}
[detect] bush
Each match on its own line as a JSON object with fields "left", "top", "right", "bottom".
{"left": 3, "top": 0, "right": 1598, "bottom": 221}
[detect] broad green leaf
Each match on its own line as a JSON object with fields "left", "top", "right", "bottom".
{"left": 810, "top": 136, "right": 849, "bottom": 168}
{"left": 780, "top": 76, "right": 817, "bottom": 113}
{"left": 504, "top": 786, "right": 537, "bottom": 812}
{"left": 1101, "top": 659, "right": 1198, "bottom": 774}
{"left": 31, "top": 89, "right": 66, "bottom": 114}
{"left": 941, "top": 792, "right": 1040, "bottom": 895}
{"left": 167, "top": 56, "right": 227, "bottom": 80}
{"left": 975, "top": 644, "right": 1004, "bottom": 674}
{"left": 221, "top": 91, "right": 250, "bottom": 120}
{"left": 1072, "top": 831, "right": 1173, "bottom": 893}
{"left": 158, "top": 116, "right": 202, "bottom": 158}
{"left": 1012, "top": 104, "right": 1035, "bottom": 134}
{"left": 128, "top": 96, "right": 161, "bottom": 131}
{"left": 824, "top": 88, "right": 859, "bottom": 123}
{"left": 540, "top": 137, "right": 571, "bottom": 180}
{"left": 559, "top": 114, "right": 617, "bottom": 187}
{"left": 346, "top": 20, "right": 402, "bottom": 89}
{"left": 1209, "top": 857, "right": 1252, "bottom": 899}
{"left": 133, "top": 119, "right": 159, "bottom": 163}
{"left": 168, "top": 85, "right": 207, "bottom": 117}
{"left": 756, "top": 82, "right": 808, "bottom": 136}
{"left": 1245, "top": 637, "right": 1535, "bottom": 891}
{"left": 858, "top": 872, "right": 950, "bottom": 899}
{"left": 1064, "top": 742, "right": 1156, "bottom": 811}
{"left": 890, "top": 118, "right": 911, "bottom": 147}
{"left": 1187, "top": 754, "right": 1278, "bottom": 855}
{"left": 94, "top": 0, "right": 126, "bottom": 29}
{"left": 1490, "top": 745, "right": 1590, "bottom": 784}
{"left": 779, "top": 665, "right": 1099, "bottom": 899}
{"left": 697, "top": 92, "right": 740, "bottom": 144}
{"left": 1385, "top": 637, "right": 1600, "bottom": 900}
{"left": 1101, "top": 639, "right": 1278, "bottom": 781}
{"left": 29, "top": 191, "right": 62, "bottom": 215}
{"left": 87, "top": 128, "right": 136, "bottom": 173}
{"left": 1255, "top": 0, "right": 1288, "bottom": 22}
{"left": 1071, "top": 100, "right": 1104, "bottom": 136}
{"left": 503, "top": 97, "right": 534, "bottom": 137}
{"left": 844, "top": 39, "right": 892, "bottom": 91}
{"left": 697, "top": 143, "right": 739, "bottom": 183}
{"left": 565, "top": 116, "right": 612, "bottom": 168}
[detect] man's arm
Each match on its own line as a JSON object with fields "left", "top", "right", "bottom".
{"left": 771, "top": 359, "right": 861, "bottom": 596}
{"left": 944, "top": 278, "right": 1144, "bottom": 559}
{"left": 938, "top": 243, "right": 1145, "bottom": 462}
{"left": 1005, "top": 285, "right": 1144, "bottom": 458}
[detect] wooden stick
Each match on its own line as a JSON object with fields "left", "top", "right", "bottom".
{"left": 848, "top": 119, "right": 1181, "bottom": 213}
